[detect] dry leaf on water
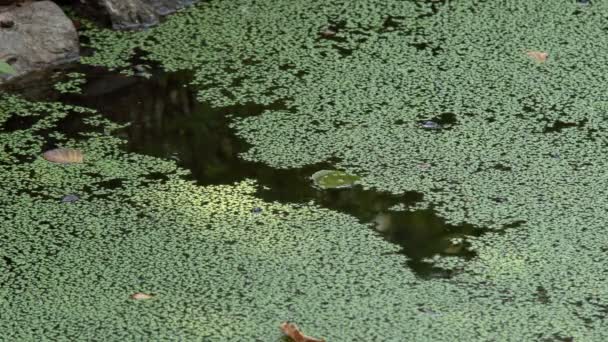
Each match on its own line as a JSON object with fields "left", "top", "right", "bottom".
{"left": 129, "top": 292, "right": 154, "bottom": 300}
{"left": 526, "top": 50, "right": 548, "bottom": 63}
{"left": 280, "top": 322, "right": 325, "bottom": 342}
{"left": 42, "top": 148, "right": 84, "bottom": 164}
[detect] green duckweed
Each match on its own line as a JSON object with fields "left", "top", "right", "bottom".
{"left": 3, "top": 0, "right": 608, "bottom": 340}
{"left": 53, "top": 72, "right": 86, "bottom": 94}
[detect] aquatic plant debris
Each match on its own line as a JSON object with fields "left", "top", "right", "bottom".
{"left": 310, "top": 170, "right": 360, "bottom": 190}
{"left": 280, "top": 322, "right": 325, "bottom": 342}
{"left": 6, "top": 0, "right": 608, "bottom": 340}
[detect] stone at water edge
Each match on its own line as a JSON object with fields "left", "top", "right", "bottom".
{"left": 0, "top": 1, "right": 79, "bottom": 84}
{"left": 73, "top": 0, "right": 198, "bottom": 30}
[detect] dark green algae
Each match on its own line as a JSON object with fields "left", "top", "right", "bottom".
{"left": 2, "top": 0, "right": 608, "bottom": 340}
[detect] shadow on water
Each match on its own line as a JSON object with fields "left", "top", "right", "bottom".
{"left": 2, "top": 65, "right": 482, "bottom": 278}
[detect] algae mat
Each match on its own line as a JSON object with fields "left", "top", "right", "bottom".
{"left": 0, "top": 95, "right": 470, "bottom": 341}
{"left": 2, "top": 0, "right": 608, "bottom": 340}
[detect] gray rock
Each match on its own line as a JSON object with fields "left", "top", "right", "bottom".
{"left": 0, "top": 1, "right": 79, "bottom": 83}
{"left": 76, "top": 0, "right": 198, "bottom": 30}
{"left": 148, "top": 0, "right": 196, "bottom": 16}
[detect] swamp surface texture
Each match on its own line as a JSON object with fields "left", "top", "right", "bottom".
{"left": 1, "top": 0, "right": 608, "bottom": 340}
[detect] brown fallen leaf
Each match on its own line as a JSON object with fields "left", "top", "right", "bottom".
{"left": 42, "top": 148, "right": 84, "bottom": 164}
{"left": 129, "top": 292, "right": 154, "bottom": 300}
{"left": 526, "top": 50, "right": 548, "bottom": 63}
{"left": 280, "top": 322, "right": 325, "bottom": 342}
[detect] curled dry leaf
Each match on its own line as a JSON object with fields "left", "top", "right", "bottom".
{"left": 42, "top": 148, "right": 84, "bottom": 164}
{"left": 280, "top": 322, "right": 325, "bottom": 342}
{"left": 526, "top": 50, "right": 548, "bottom": 63}
{"left": 129, "top": 292, "right": 154, "bottom": 300}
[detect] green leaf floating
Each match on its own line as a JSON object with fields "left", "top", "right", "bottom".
{"left": 311, "top": 170, "right": 360, "bottom": 190}
{"left": 0, "top": 60, "right": 16, "bottom": 75}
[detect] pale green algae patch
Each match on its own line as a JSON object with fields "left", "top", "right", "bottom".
{"left": 72, "top": 0, "right": 608, "bottom": 339}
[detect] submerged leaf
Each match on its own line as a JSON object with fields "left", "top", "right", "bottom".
{"left": 42, "top": 148, "right": 84, "bottom": 164}
{"left": 311, "top": 170, "right": 360, "bottom": 190}
{"left": 280, "top": 322, "right": 325, "bottom": 342}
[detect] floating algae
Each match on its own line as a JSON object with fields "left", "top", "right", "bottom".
{"left": 310, "top": 170, "right": 360, "bottom": 190}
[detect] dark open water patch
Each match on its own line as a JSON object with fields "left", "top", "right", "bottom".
{"left": 2, "top": 64, "right": 484, "bottom": 278}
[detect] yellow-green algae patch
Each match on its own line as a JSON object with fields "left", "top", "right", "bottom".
{"left": 72, "top": 0, "right": 608, "bottom": 339}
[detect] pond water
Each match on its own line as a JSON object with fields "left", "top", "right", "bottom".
{"left": 2, "top": 0, "right": 608, "bottom": 340}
